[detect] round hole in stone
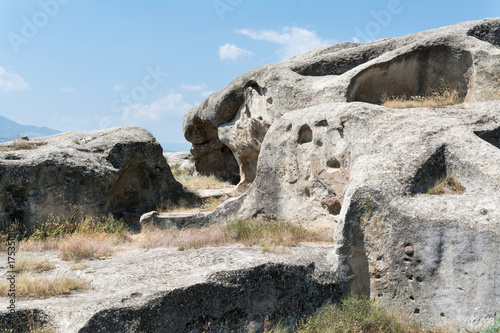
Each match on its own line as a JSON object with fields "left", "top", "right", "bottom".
{"left": 375, "top": 274, "right": 381, "bottom": 279}
{"left": 414, "top": 308, "right": 420, "bottom": 314}
{"left": 416, "top": 276, "right": 423, "bottom": 282}
{"left": 440, "top": 313, "right": 445, "bottom": 317}
{"left": 409, "top": 295, "right": 415, "bottom": 300}
{"left": 407, "top": 274, "right": 414, "bottom": 280}
{"left": 378, "top": 293, "right": 383, "bottom": 297}
{"left": 327, "top": 158, "right": 341, "bottom": 169}
{"left": 376, "top": 255, "right": 383, "bottom": 261}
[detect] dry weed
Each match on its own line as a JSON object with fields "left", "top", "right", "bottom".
{"left": 59, "top": 234, "right": 115, "bottom": 261}
{"left": 12, "top": 257, "right": 55, "bottom": 273}
{"left": 0, "top": 273, "right": 87, "bottom": 299}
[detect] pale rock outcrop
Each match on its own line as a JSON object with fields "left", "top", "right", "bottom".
{"left": 0, "top": 246, "right": 339, "bottom": 332}
{"left": 0, "top": 126, "right": 183, "bottom": 228}
{"left": 183, "top": 18, "right": 500, "bottom": 190}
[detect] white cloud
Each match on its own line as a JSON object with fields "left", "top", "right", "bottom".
{"left": 218, "top": 43, "right": 255, "bottom": 62}
{"left": 180, "top": 82, "right": 206, "bottom": 91}
{"left": 124, "top": 92, "right": 192, "bottom": 121}
{"left": 60, "top": 87, "right": 74, "bottom": 93}
{"left": 0, "top": 66, "right": 29, "bottom": 93}
{"left": 236, "top": 26, "right": 333, "bottom": 60}
{"left": 113, "top": 84, "right": 123, "bottom": 91}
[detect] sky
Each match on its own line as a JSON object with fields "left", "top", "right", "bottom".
{"left": 0, "top": 0, "right": 498, "bottom": 151}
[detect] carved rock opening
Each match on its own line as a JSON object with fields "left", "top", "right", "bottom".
{"left": 347, "top": 45, "right": 472, "bottom": 104}
{"left": 298, "top": 125, "right": 313, "bottom": 144}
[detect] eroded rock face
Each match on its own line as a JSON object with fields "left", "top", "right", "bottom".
{"left": 162, "top": 100, "right": 500, "bottom": 329}
{"left": 183, "top": 18, "right": 500, "bottom": 190}
{"left": 0, "top": 126, "right": 182, "bottom": 228}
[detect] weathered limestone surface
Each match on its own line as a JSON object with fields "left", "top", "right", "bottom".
{"left": 183, "top": 18, "right": 500, "bottom": 190}
{"left": 0, "top": 126, "right": 183, "bottom": 228}
{"left": 0, "top": 246, "right": 339, "bottom": 333}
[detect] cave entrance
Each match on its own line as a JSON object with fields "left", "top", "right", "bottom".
{"left": 347, "top": 45, "right": 473, "bottom": 104}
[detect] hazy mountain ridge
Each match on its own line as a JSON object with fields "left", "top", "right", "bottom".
{"left": 0, "top": 115, "right": 61, "bottom": 142}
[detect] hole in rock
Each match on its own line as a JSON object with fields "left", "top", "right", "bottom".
{"left": 286, "top": 124, "right": 292, "bottom": 132}
{"left": 409, "top": 295, "right": 415, "bottom": 300}
{"left": 467, "top": 22, "right": 500, "bottom": 46}
{"left": 327, "top": 158, "right": 341, "bottom": 169}
{"left": 298, "top": 125, "right": 313, "bottom": 144}
{"left": 315, "top": 119, "right": 328, "bottom": 127}
{"left": 440, "top": 312, "right": 446, "bottom": 317}
{"left": 347, "top": 45, "right": 472, "bottom": 104}
{"left": 414, "top": 309, "right": 420, "bottom": 314}
{"left": 410, "top": 146, "right": 447, "bottom": 195}
{"left": 416, "top": 276, "right": 423, "bottom": 282}
{"left": 304, "top": 187, "right": 311, "bottom": 197}
{"left": 475, "top": 126, "right": 500, "bottom": 149}
{"left": 266, "top": 97, "right": 273, "bottom": 104}
{"left": 315, "top": 140, "right": 323, "bottom": 147}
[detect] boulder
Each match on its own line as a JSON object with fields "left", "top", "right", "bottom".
{"left": 183, "top": 18, "right": 500, "bottom": 191}
{"left": 163, "top": 151, "right": 195, "bottom": 175}
{"left": 0, "top": 126, "right": 183, "bottom": 228}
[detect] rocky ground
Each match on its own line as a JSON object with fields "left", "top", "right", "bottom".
{"left": 0, "top": 245, "right": 337, "bottom": 332}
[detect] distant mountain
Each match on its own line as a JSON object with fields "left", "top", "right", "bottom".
{"left": 0, "top": 115, "right": 61, "bottom": 143}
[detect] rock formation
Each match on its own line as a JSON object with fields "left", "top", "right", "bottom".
{"left": 175, "top": 18, "right": 500, "bottom": 329}
{"left": 0, "top": 126, "right": 183, "bottom": 228}
{"left": 183, "top": 18, "right": 500, "bottom": 192}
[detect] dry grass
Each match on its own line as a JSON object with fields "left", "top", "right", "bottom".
{"left": 427, "top": 176, "right": 465, "bottom": 195}
{"left": 70, "top": 263, "right": 90, "bottom": 271}
{"left": 267, "top": 294, "right": 450, "bottom": 333}
{"left": 59, "top": 234, "right": 116, "bottom": 261}
{"left": 382, "top": 89, "right": 464, "bottom": 109}
{"left": 177, "top": 174, "right": 232, "bottom": 190}
{"left": 137, "top": 218, "right": 330, "bottom": 251}
{"left": 12, "top": 257, "right": 55, "bottom": 273}
{"left": 157, "top": 197, "right": 225, "bottom": 213}
{"left": 0, "top": 138, "right": 38, "bottom": 151}
{"left": 0, "top": 273, "right": 87, "bottom": 299}
{"left": 382, "top": 80, "right": 466, "bottom": 109}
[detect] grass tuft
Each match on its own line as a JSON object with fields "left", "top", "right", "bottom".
{"left": 0, "top": 138, "right": 37, "bottom": 151}
{"left": 12, "top": 257, "right": 55, "bottom": 274}
{"left": 137, "top": 217, "right": 329, "bottom": 251}
{"left": 59, "top": 234, "right": 115, "bottom": 261}
{"left": 382, "top": 80, "right": 466, "bottom": 109}
{"left": 0, "top": 273, "right": 87, "bottom": 299}
{"left": 427, "top": 176, "right": 465, "bottom": 195}
{"left": 277, "top": 294, "right": 449, "bottom": 333}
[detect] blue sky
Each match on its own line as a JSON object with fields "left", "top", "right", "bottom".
{"left": 0, "top": 0, "right": 498, "bottom": 150}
